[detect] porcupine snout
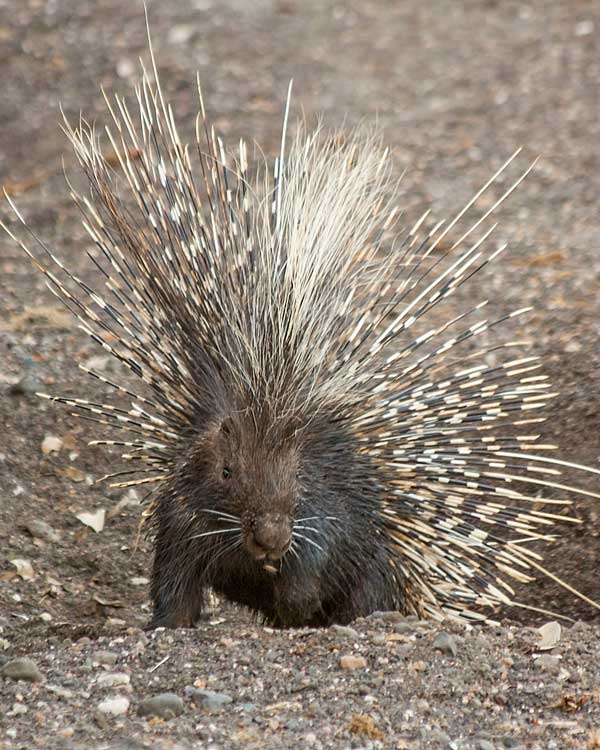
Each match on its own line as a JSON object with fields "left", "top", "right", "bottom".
{"left": 247, "top": 513, "right": 292, "bottom": 562}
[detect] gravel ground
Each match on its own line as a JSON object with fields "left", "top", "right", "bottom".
{"left": 1, "top": 614, "right": 599, "bottom": 750}
{"left": 1, "top": 1, "right": 600, "bottom": 748}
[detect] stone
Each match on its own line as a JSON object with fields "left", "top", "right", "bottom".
{"left": 137, "top": 692, "right": 184, "bottom": 720}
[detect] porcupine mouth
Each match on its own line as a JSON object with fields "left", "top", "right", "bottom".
{"left": 244, "top": 513, "right": 292, "bottom": 573}
{"left": 263, "top": 563, "right": 280, "bottom": 575}
{"left": 246, "top": 541, "right": 290, "bottom": 575}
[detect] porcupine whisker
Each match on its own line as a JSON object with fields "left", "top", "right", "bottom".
{"left": 196, "top": 509, "right": 241, "bottom": 523}
{"left": 186, "top": 528, "right": 242, "bottom": 542}
{"left": 191, "top": 537, "right": 242, "bottom": 582}
{"left": 293, "top": 525, "right": 322, "bottom": 535}
{"left": 291, "top": 533, "right": 325, "bottom": 554}
{"left": 286, "top": 542, "right": 301, "bottom": 564}
{"left": 295, "top": 515, "right": 340, "bottom": 523}
{"left": 161, "top": 526, "right": 242, "bottom": 552}
{"left": 203, "top": 537, "right": 245, "bottom": 579}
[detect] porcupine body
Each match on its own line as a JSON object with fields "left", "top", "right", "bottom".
{"left": 5, "top": 48, "right": 600, "bottom": 629}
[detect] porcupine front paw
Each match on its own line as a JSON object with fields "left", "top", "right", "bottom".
{"left": 148, "top": 542, "right": 206, "bottom": 628}
{"left": 147, "top": 585, "right": 205, "bottom": 629}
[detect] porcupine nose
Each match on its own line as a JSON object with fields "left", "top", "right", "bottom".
{"left": 251, "top": 514, "right": 292, "bottom": 560}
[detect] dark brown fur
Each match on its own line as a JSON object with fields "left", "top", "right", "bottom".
{"left": 149, "top": 411, "right": 407, "bottom": 628}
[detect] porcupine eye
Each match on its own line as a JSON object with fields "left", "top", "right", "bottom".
{"left": 219, "top": 418, "right": 234, "bottom": 481}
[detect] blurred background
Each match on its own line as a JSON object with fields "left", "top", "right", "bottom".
{"left": 0, "top": 0, "right": 599, "bottom": 627}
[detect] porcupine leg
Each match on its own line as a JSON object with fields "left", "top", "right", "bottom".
{"left": 148, "top": 517, "right": 206, "bottom": 629}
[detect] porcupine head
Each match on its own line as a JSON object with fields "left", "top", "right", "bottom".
{"left": 7, "top": 42, "right": 600, "bottom": 631}
{"left": 152, "top": 400, "right": 400, "bottom": 629}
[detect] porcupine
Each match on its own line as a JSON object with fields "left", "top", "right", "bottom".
{"left": 4, "top": 42, "right": 600, "bottom": 630}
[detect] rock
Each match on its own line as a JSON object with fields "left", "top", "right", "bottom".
{"left": 339, "top": 654, "right": 367, "bottom": 670}
{"left": 330, "top": 624, "right": 359, "bottom": 640}
{"left": 9, "top": 702, "right": 28, "bottom": 716}
{"left": 9, "top": 559, "right": 34, "bottom": 580}
{"left": 115, "top": 58, "right": 135, "bottom": 79}
{"left": 97, "top": 696, "right": 130, "bottom": 716}
{"left": 91, "top": 651, "right": 119, "bottom": 667}
{"left": 535, "top": 654, "right": 561, "bottom": 673}
{"left": 1, "top": 657, "right": 43, "bottom": 682}
{"left": 41, "top": 435, "right": 62, "bottom": 455}
{"left": 433, "top": 632, "right": 458, "bottom": 657}
{"left": 25, "top": 519, "right": 60, "bottom": 543}
{"left": 8, "top": 373, "right": 41, "bottom": 396}
{"left": 75, "top": 509, "right": 105, "bottom": 533}
{"left": 129, "top": 577, "right": 149, "bottom": 586}
{"left": 137, "top": 692, "right": 184, "bottom": 720}
{"left": 96, "top": 672, "right": 130, "bottom": 688}
{"left": 421, "top": 727, "right": 450, "bottom": 745}
{"left": 368, "top": 610, "right": 405, "bottom": 622}
{"left": 83, "top": 354, "right": 110, "bottom": 372}
{"left": 392, "top": 622, "right": 416, "bottom": 635}
{"left": 187, "top": 688, "right": 233, "bottom": 711}
{"left": 46, "top": 683, "right": 74, "bottom": 699}
{"left": 168, "top": 24, "right": 194, "bottom": 45}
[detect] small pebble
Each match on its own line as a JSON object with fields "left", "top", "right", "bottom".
{"left": 130, "top": 576, "right": 149, "bottom": 586}
{"left": 330, "top": 624, "right": 359, "bottom": 640}
{"left": 97, "top": 696, "right": 130, "bottom": 716}
{"left": 535, "top": 654, "right": 561, "bottom": 673}
{"left": 433, "top": 632, "right": 458, "bottom": 657}
{"left": 8, "top": 373, "right": 41, "bottom": 396}
{"left": 421, "top": 727, "right": 450, "bottom": 744}
{"left": 368, "top": 610, "right": 405, "bottom": 623}
{"left": 575, "top": 20, "right": 594, "bottom": 36}
{"left": 10, "top": 559, "right": 34, "bottom": 580}
{"left": 96, "top": 672, "right": 130, "bottom": 688}
{"left": 168, "top": 24, "right": 194, "bottom": 44}
{"left": 41, "top": 435, "right": 62, "bottom": 454}
{"left": 25, "top": 519, "right": 60, "bottom": 543}
{"left": 46, "top": 684, "right": 74, "bottom": 699}
{"left": 84, "top": 355, "right": 110, "bottom": 371}
{"left": 116, "top": 58, "right": 136, "bottom": 79}
{"left": 392, "top": 622, "right": 416, "bottom": 635}
{"left": 1, "top": 657, "right": 43, "bottom": 682}
{"left": 187, "top": 688, "right": 233, "bottom": 711}
{"left": 137, "top": 692, "right": 184, "bottom": 719}
{"left": 91, "top": 651, "right": 119, "bottom": 667}
{"left": 339, "top": 654, "right": 367, "bottom": 670}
